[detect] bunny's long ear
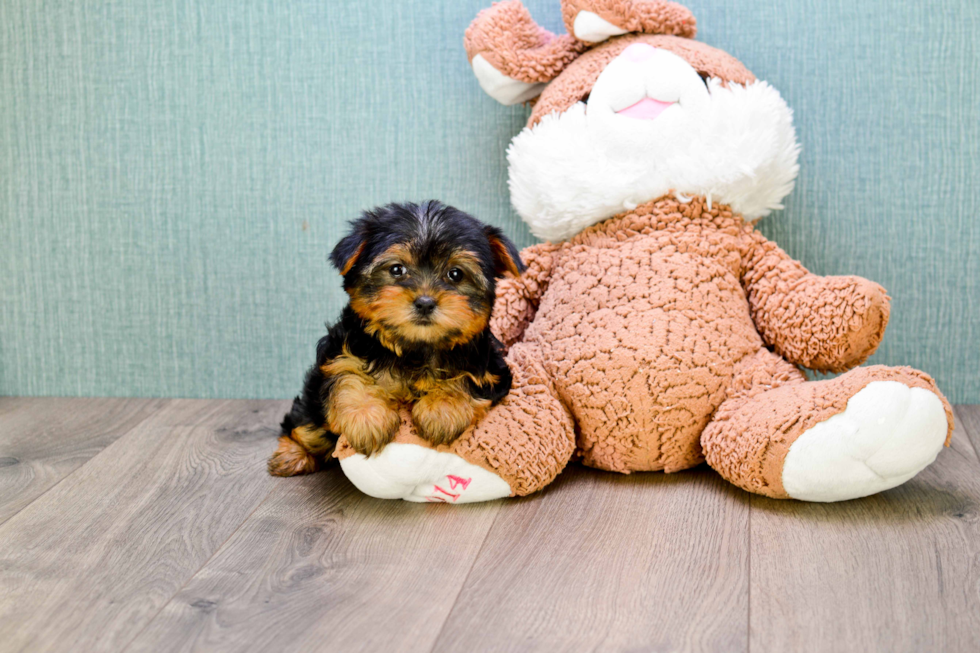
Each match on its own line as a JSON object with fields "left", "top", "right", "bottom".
{"left": 560, "top": 0, "right": 697, "bottom": 44}
{"left": 464, "top": 1, "right": 588, "bottom": 106}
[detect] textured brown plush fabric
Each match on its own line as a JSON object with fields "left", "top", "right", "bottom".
{"left": 464, "top": 0, "right": 589, "bottom": 84}
{"left": 561, "top": 0, "right": 697, "bottom": 40}
{"left": 742, "top": 232, "right": 891, "bottom": 372}
{"left": 535, "top": 198, "right": 765, "bottom": 473}
{"left": 489, "top": 242, "right": 560, "bottom": 349}
{"left": 464, "top": 0, "right": 742, "bottom": 113}
{"left": 528, "top": 33, "right": 756, "bottom": 126}
{"left": 449, "top": 341, "right": 577, "bottom": 494}
{"left": 701, "top": 364, "right": 954, "bottom": 498}
{"left": 484, "top": 196, "right": 950, "bottom": 484}
{"left": 335, "top": 341, "right": 576, "bottom": 496}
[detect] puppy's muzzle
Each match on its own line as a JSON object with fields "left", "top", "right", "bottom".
{"left": 413, "top": 295, "right": 437, "bottom": 317}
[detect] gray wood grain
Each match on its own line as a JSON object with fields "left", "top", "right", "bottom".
{"left": 431, "top": 464, "right": 750, "bottom": 653}
{"left": 749, "top": 414, "right": 980, "bottom": 653}
{"left": 3, "top": 399, "right": 978, "bottom": 652}
{"left": 954, "top": 405, "right": 980, "bottom": 458}
{"left": 0, "top": 399, "right": 287, "bottom": 653}
{"left": 0, "top": 397, "right": 168, "bottom": 525}
{"left": 125, "top": 468, "right": 502, "bottom": 653}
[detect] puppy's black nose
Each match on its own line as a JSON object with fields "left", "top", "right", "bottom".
{"left": 413, "top": 296, "right": 437, "bottom": 316}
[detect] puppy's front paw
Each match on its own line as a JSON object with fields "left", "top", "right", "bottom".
{"left": 412, "top": 391, "right": 485, "bottom": 447}
{"left": 340, "top": 406, "right": 400, "bottom": 456}
{"left": 328, "top": 380, "right": 400, "bottom": 456}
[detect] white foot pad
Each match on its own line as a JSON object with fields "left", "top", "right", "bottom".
{"left": 339, "top": 443, "right": 511, "bottom": 503}
{"left": 782, "top": 381, "right": 948, "bottom": 502}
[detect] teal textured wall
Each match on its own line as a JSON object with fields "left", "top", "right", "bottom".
{"left": 1, "top": 1, "right": 978, "bottom": 402}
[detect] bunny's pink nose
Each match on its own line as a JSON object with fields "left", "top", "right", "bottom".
{"left": 622, "top": 43, "right": 657, "bottom": 62}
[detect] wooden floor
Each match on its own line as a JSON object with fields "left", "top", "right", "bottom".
{"left": 0, "top": 398, "right": 978, "bottom": 653}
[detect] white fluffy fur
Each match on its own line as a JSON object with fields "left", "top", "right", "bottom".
{"left": 507, "top": 78, "right": 801, "bottom": 242}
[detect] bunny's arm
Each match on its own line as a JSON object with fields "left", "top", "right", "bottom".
{"left": 490, "top": 242, "right": 561, "bottom": 350}
{"left": 740, "top": 230, "right": 890, "bottom": 373}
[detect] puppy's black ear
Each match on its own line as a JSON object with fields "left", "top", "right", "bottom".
{"left": 485, "top": 226, "right": 526, "bottom": 278}
{"left": 330, "top": 222, "right": 368, "bottom": 276}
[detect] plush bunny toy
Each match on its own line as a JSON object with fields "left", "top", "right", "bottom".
{"left": 334, "top": 0, "right": 953, "bottom": 503}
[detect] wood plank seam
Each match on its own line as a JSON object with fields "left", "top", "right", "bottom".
{"left": 0, "top": 400, "right": 171, "bottom": 528}
{"left": 424, "top": 505, "right": 502, "bottom": 652}
{"left": 0, "top": 398, "right": 287, "bottom": 652}
{"left": 117, "top": 487, "right": 279, "bottom": 653}
{"left": 428, "top": 468, "right": 751, "bottom": 652}
{"left": 746, "top": 405, "right": 980, "bottom": 652}
{"left": 956, "top": 406, "right": 980, "bottom": 462}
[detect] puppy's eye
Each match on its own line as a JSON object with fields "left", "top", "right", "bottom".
{"left": 389, "top": 264, "right": 405, "bottom": 278}
{"left": 447, "top": 268, "right": 464, "bottom": 283}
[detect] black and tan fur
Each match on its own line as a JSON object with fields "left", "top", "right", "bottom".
{"left": 268, "top": 201, "right": 525, "bottom": 477}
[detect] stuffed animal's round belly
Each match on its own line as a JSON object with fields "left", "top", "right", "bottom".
{"left": 535, "top": 248, "right": 765, "bottom": 473}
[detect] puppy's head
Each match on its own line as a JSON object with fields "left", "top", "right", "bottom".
{"left": 331, "top": 201, "right": 525, "bottom": 352}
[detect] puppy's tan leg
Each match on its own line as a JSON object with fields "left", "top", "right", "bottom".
{"left": 327, "top": 374, "right": 400, "bottom": 456}
{"left": 412, "top": 388, "right": 490, "bottom": 447}
{"left": 268, "top": 424, "right": 334, "bottom": 477}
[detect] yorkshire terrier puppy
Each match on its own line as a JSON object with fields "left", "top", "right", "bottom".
{"left": 268, "top": 200, "right": 526, "bottom": 477}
